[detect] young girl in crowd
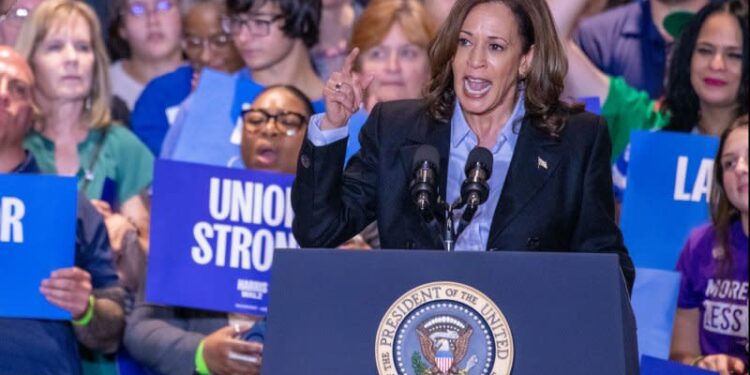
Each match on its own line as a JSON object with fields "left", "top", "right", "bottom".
{"left": 671, "top": 115, "right": 748, "bottom": 374}
{"left": 108, "top": 0, "right": 183, "bottom": 111}
{"left": 131, "top": 0, "right": 244, "bottom": 155}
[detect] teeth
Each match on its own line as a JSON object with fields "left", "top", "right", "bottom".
{"left": 464, "top": 77, "right": 491, "bottom": 96}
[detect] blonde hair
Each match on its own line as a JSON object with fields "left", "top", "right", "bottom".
{"left": 15, "top": 0, "right": 112, "bottom": 128}
{"left": 350, "top": 0, "right": 436, "bottom": 71}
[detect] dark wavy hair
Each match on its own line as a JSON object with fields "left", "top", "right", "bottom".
{"left": 663, "top": 0, "right": 748, "bottom": 132}
{"left": 423, "top": 0, "right": 582, "bottom": 137}
{"left": 710, "top": 114, "right": 748, "bottom": 275}
{"left": 226, "top": 0, "right": 321, "bottom": 48}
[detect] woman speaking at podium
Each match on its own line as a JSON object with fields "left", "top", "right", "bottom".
{"left": 291, "top": 0, "right": 635, "bottom": 292}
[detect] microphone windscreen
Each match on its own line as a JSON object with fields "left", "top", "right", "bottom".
{"left": 412, "top": 145, "right": 440, "bottom": 173}
{"left": 465, "top": 147, "right": 493, "bottom": 178}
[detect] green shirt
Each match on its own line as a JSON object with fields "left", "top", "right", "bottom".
{"left": 602, "top": 76, "right": 672, "bottom": 162}
{"left": 24, "top": 124, "right": 154, "bottom": 204}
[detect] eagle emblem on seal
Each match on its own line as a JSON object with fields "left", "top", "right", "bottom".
{"left": 415, "top": 315, "right": 477, "bottom": 375}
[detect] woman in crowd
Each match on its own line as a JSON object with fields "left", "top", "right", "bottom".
{"left": 671, "top": 115, "right": 748, "bottom": 374}
{"left": 131, "top": 0, "right": 244, "bottom": 155}
{"left": 16, "top": 0, "right": 153, "bottom": 280}
{"left": 342, "top": 0, "right": 436, "bottom": 161}
{"left": 311, "top": 0, "right": 361, "bottom": 81}
{"left": 124, "top": 85, "right": 314, "bottom": 375}
{"left": 554, "top": 0, "right": 748, "bottom": 162}
{"left": 108, "top": 0, "right": 183, "bottom": 111}
{"left": 292, "top": 0, "right": 635, "bottom": 290}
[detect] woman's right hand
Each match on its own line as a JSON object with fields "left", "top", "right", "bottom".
{"left": 321, "top": 48, "right": 374, "bottom": 130}
{"left": 203, "top": 325, "right": 263, "bottom": 375}
{"left": 693, "top": 354, "right": 746, "bottom": 375}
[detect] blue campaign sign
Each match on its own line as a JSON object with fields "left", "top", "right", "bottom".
{"left": 620, "top": 131, "right": 719, "bottom": 270}
{"left": 171, "top": 68, "right": 264, "bottom": 168}
{"left": 0, "top": 174, "right": 77, "bottom": 319}
{"left": 146, "top": 160, "right": 296, "bottom": 316}
{"left": 631, "top": 268, "right": 681, "bottom": 359}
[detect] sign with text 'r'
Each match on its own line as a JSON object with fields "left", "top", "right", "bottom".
{"left": 0, "top": 173, "right": 77, "bottom": 319}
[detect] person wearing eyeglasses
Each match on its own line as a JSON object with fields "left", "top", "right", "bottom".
{"left": 239, "top": 85, "right": 311, "bottom": 173}
{"left": 131, "top": 0, "right": 243, "bottom": 156}
{"left": 108, "top": 0, "right": 183, "bottom": 112}
{"left": 123, "top": 85, "right": 315, "bottom": 375}
{"left": 223, "top": 0, "right": 325, "bottom": 110}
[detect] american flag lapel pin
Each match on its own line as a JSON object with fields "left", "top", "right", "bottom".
{"left": 537, "top": 156, "right": 548, "bottom": 170}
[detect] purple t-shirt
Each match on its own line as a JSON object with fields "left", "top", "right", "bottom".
{"left": 676, "top": 220, "right": 749, "bottom": 365}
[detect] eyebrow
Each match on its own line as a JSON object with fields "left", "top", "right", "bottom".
{"left": 695, "top": 41, "right": 742, "bottom": 50}
{"left": 459, "top": 30, "right": 510, "bottom": 44}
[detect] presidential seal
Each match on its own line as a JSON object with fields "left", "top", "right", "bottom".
{"left": 376, "top": 282, "right": 513, "bottom": 375}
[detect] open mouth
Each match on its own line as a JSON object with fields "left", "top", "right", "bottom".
{"left": 254, "top": 145, "right": 278, "bottom": 167}
{"left": 463, "top": 76, "right": 491, "bottom": 97}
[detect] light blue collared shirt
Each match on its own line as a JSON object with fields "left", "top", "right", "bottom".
{"left": 307, "top": 98, "right": 524, "bottom": 251}
{"left": 448, "top": 99, "right": 523, "bottom": 251}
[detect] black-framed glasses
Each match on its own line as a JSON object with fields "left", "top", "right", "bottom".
{"left": 123, "top": 0, "right": 175, "bottom": 17}
{"left": 242, "top": 108, "right": 307, "bottom": 136}
{"left": 221, "top": 14, "right": 284, "bottom": 37}
{"left": 182, "top": 33, "right": 232, "bottom": 53}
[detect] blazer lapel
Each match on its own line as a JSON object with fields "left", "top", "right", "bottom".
{"left": 488, "top": 120, "right": 564, "bottom": 246}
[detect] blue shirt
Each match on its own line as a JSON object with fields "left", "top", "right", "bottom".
{"left": 308, "top": 98, "right": 524, "bottom": 251}
{"left": 447, "top": 99, "right": 523, "bottom": 251}
{"left": 0, "top": 154, "right": 119, "bottom": 375}
{"left": 574, "top": 0, "right": 667, "bottom": 99}
{"left": 161, "top": 68, "right": 325, "bottom": 167}
{"left": 131, "top": 65, "right": 194, "bottom": 156}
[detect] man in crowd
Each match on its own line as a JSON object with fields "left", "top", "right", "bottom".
{"left": 0, "top": 46, "right": 126, "bottom": 375}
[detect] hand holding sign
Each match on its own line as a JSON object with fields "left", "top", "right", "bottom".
{"left": 204, "top": 325, "right": 263, "bottom": 375}
{"left": 694, "top": 354, "right": 746, "bottom": 375}
{"left": 321, "top": 48, "right": 374, "bottom": 130}
{"left": 39, "top": 267, "right": 92, "bottom": 319}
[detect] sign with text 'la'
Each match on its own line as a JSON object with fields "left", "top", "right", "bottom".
{"left": 0, "top": 174, "right": 77, "bottom": 319}
{"left": 146, "top": 160, "right": 296, "bottom": 316}
{"left": 620, "top": 131, "right": 719, "bottom": 270}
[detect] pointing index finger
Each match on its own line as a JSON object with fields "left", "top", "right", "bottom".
{"left": 342, "top": 47, "right": 359, "bottom": 77}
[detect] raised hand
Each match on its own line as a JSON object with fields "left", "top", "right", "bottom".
{"left": 321, "top": 48, "right": 374, "bottom": 130}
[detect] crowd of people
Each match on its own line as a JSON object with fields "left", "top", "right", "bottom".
{"left": 0, "top": 0, "right": 746, "bottom": 374}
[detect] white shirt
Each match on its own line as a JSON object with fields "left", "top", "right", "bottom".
{"left": 110, "top": 60, "right": 145, "bottom": 111}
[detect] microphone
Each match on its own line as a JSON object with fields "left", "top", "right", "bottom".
{"left": 461, "top": 147, "right": 493, "bottom": 209}
{"left": 410, "top": 145, "right": 440, "bottom": 212}
{"left": 454, "top": 147, "right": 493, "bottom": 241}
